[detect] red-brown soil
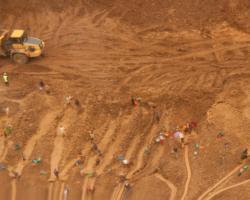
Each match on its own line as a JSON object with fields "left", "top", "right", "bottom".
{"left": 0, "top": 0, "right": 250, "bottom": 200}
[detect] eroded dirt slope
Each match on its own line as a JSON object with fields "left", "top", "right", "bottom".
{"left": 0, "top": 0, "right": 250, "bottom": 200}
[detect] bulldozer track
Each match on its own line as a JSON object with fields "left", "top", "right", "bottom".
{"left": 180, "top": 146, "right": 191, "bottom": 200}
{"left": 197, "top": 164, "right": 243, "bottom": 200}
{"left": 155, "top": 173, "right": 177, "bottom": 200}
{"left": 205, "top": 179, "right": 250, "bottom": 200}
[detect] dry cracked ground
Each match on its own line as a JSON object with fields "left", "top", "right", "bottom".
{"left": 0, "top": 0, "right": 250, "bottom": 200}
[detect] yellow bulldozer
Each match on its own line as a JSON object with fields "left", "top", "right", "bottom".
{"left": 0, "top": 29, "right": 45, "bottom": 64}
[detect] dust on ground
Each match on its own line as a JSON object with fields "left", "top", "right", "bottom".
{"left": 0, "top": 0, "right": 250, "bottom": 200}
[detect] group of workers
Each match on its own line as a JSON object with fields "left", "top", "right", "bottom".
{"left": 1, "top": 72, "right": 249, "bottom": 187}
{"left": 154, "top": 121, "right": 197, "bottom": 149}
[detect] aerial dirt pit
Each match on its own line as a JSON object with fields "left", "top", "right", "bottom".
{"left": 0, "top": 0, "right": 250, "bottom": 200}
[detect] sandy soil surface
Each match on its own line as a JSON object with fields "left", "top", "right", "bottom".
{"left": 0, "top": 0, "right": 250, "bottom": 200}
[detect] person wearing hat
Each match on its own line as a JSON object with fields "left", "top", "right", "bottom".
{"left": 2, "top": 72, "right": 9, "bottom": 86}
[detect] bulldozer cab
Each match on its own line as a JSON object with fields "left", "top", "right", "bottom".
{"left": 10, "top": 30, "right": 27, "bottom": 44}
{"left": 0, "top": 30, "right": 27, "bottom": 52}
{"left": 8, "top": 30, "right": 28, "bottom": 49}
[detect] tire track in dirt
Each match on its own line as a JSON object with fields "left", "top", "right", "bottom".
{"left": 50, "top": 182, "right": 61, "bottom": 200}
{"left": 0, "top": 115, "right": 9, "bottom": 161}
{"left": 48, "top": 183, "right": 53, "bottom": 200}
{"left": 163, "top": 43, "right": 250, "bottom": 63}
{"left": 79, "top": 108, "right": 139, "bottom": 200}
{"left": 112, "top": 110, "right": 169, "bottom": 200}
{"left": 53, "top": 7, "right": 81, "bottom": 46}
{"left": 121, "top": 108, "right": 150, "bottom": 169}
{"left": 13, "top": 110, "right": 61, "bottom": 176}
{"left": 180, "top": 146, "right": 191, "bottom": 200}
{"left": 84, "top": 110, "right": 140, "bottom": 200}
{"left": 9, "top": 107, "right": 61, "bottom": 200}
{"left": 211, "top": 37, "right": 224, "bottom": 63}
{"left": 194, "top": 73, "right": 209, "bottom": 91}
{"left": 205, "top": 179, "right": 250, "bottom": 200}
{"left": 59, "top": 143, "right": 92, "bottom": 181}
{"left": 126, "top": 123, "right": 157, "bottom": 179}
{"left": 48, "top": 107, "right": 80, "bottom": 200}
{"left": 124, "top": 43, "right": 250, "bottom": 85}
{"left": 197, "top": 164, "right": 243, "bottom": 200}
{"left": 110, "top": 185, "right": 123, "bottom": 200}
{"left": 125, "top": 108, "right": 169, "bottom": 180}
{"left": 10, "top": 180, "right": 16, "bottom": 200}
{"left": 51, "top": 9, "right": 110, "bottom": 50}
{"left": 122, "top": 142, "right": 166, "bottom": 193}
{"left": 0, "top": 115, "right": 15, "bottom": 198}
{"left": 110, "top": 108, "right": 145, "bottom": 200}
{"left": 81, "top": 178, "right": 90, "bottom": 200}
{"left": 130, "top": 110, "right": 169, "bottom": 181}
{"left": 80, "top": 112, "right": 135, "bottom": 200}
{"left": 59, "top": 120, "right": 110, "bottom": 200}
{"left": 79, "top": 120, "right": 112, "bottom": 200}
{"left": 114, "top": 186, "right": 126, "bottom": 200}
{"left": 155, "top": 173, "right": 177, "bottom": 200}
{"left": 0, "top": 141, "right": 12, "bottom": 162}
{"left": 59, "top": 157, "right": 85, "bottom": 181}
{"left": 0, "top": 137, "right": 6, "bottom": 160}
{"left": 0, "top": 97, "right": 22, "bottom": 104}
{"left": 85, "top": 116, "right": 126, "bottom": 198}
{"left": 48, "top": 108, "right": 78, "bottom": 181}
{"left": 58, "top": 177, "right": 70, "bottom": 200}
{"left": 90, "top": 120, "right": 119, "bottom": 177}
{"left": 57, "top": 105, "right": 90, "bottom": 200}
{"left": 59, "top": 182, "right": 66, "bottom": 200}
{"left": 92, "top": 8, "right": 115, "bottom": 27}
{"left": 127, "top": 122, "right": 188, "bottom": 200}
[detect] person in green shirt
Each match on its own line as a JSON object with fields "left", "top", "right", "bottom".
{"left": 4, "top": 126, "right": 12, "bottom": 137}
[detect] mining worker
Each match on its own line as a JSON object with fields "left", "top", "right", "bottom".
{"left": 131, "top": 96, "right": 141, "bottom": 107}
{"left": 2, "top": 72, "right": 9, "bottom": 86}
{"left": 58, "top": 126, "right": 65, "bottom": 137}
{"left": 9, "top": 170, "right": 19, "bottom": 179}
{"left": 87, "top": 183, "right": 95, "bottom": 193}
{"left": 74, "top": 99, "right": 80, "bottom": 108}
{"left": 39, "top": 80, "right": 45, "bottom": 90}
{"left": 154, "top": 109, "right": 160, "bottom": 123}
{"left": 63, "top": 187, "right": 69, "bottom": 200}
{"left": 171, "top": 147, "right": 178, "bottom": 159}
{"left": 65, "top": 96, "right": 73, "bottom": 105}
{"left": 180, "top": 135, "right": 185, "bottom": 148}
{"left": 241, "top": 148, "right": 248, "bottom": 163}
{"left": 89, "top": 131, "right": 95, "bottom": 142}
{"left": 124, "top": 181, "right": 131, "bottom": 190}
{"left": 54, "top": 168, "right": 59, "bottom": 178}
{"left": 131, "top": 96, "right": 137, "bottom": 106}
{"left": 95, "top": 158, "right": 101, "bottom": 166}
{"left": 5, "top": 107, "right": 9, "bottom": 116}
